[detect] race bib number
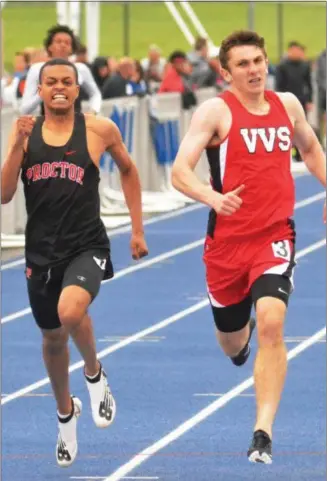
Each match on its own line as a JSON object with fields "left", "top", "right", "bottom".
{"left": 272, "top": 240, "right": 291, "bottom": 260}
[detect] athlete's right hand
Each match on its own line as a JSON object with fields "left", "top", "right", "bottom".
{"left": 14, "top": 116, "right": 35, "bottom": 145}
{"left": 210, "top": 185, "right": 245, "bottom": 216}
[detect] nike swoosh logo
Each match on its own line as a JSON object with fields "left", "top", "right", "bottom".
{"left": 278, "top": 287, "right": 288, "bottom": 295}
{"left": 65, "top": 150, "right": 76, "bottom": 156}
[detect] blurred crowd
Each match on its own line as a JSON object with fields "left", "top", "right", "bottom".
{"left": 1, "top": 24, "right": 326, "bottom": 149}
{"left": 1, "top": 25, "right": 225, "bottom": 112}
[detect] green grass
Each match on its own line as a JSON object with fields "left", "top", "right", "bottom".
{"left": 2, "top": 1, "right": 326, "bottom": 72}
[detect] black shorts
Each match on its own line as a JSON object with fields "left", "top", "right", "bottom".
{"left": 26, "top": 248, "right": 113, "bottom": 330}
{"left": 210, "top": 273, "right": 293, "bottom": 333}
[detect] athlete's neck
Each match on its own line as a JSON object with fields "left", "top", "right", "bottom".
{"left": 44, "top": 109, "right": 75, "bottom": 131}
{"left": 230, "top": 87, "right": 269, "bottom": 114}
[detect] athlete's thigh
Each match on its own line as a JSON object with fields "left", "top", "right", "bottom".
{"left": 249, "top": 228, "right": 296, "bottom": 307}
{"left": 26, "top": 268, "right": 62, "bottom": 330}
{"left": 61, "top": 248, "right": 113, "bottom": 302}
{"left": 210, "top": 295, "right": 253, "bottom": 333}
{"left": 204, "top": 237, "right": 252, "bottom": 332}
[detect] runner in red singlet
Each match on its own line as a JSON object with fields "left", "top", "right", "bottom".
{"left": 172, "top": 30, "right": 326, "bottom": 464}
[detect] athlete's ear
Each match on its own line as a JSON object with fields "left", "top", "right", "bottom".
{"left": 74, "top": 84, "right": 80, "bottom": 101}
{"left": 37, "top": 84, "right": 43, "bottom": 99}
{"left": 220, "top": 65, "right": 232, "bottom": 84}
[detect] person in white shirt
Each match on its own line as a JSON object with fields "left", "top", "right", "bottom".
{"left": 20, "top": 24, "right": 102, "bottom": 115}
{"left": 140, "top": 44, "right": 166, "bottom": 93}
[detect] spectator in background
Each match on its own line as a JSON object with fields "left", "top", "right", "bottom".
{"left": 275, "top": 41, "right": 312, "bottom": 112}
{"left": 20, "top": 24, "right": 102, "bottom": 115}
{"left": 275, "top": 41, "right": 313, "bottom": 161}
{"left": 29, "top": 48, "right": 49, "bottom": 65}
{"left": 141, "top": 44, "right": 166, "bottom": 92}
{"left": 316, "top": 49, "right": 326, "bottom": 149}
{"left": 3, "top": 51, "right": 31, "bottom": 110}
{"left": 13, "top": 51, "right": 31, "bottom": 101}
{"left": 107, "top": 56, "right": 118, "bottom": 76}
{"left": 75, "top": 44, "right": 92, "bottom": 70}
{"left": 74, "top": 44, "right": 93, "bottom": 101}
{"left": 13, "top": 51, "right": 30, "bottom": 79}
{"left": 102, "top": 57, "right": 134, "bottom": 99}
{"left": 127, "top": 60, "right": 148, "bottom": 97}
{"left": 188, "top": 37, "right": 217, "bottom": 88}
{"left": 91, "top": 56, "right": 110, "bottom": 90}
{"left": 159, "top": 50, "right": 196, "bottom": 109}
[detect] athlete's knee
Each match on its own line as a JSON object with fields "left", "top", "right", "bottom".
{"left": 42, "top": 327, "right": 68, "bottom": 355}
{"left": 256, "top": 297, "right": 285, "bottom": 346}
{"left": 58, "top": 286, "right": 90, "bottom": 329}
{"left": 58, "top": 298, "right": 86, "bottom": 329}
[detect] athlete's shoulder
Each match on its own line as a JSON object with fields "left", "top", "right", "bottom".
{"left": 275, "top": 91, "right": 305, "bottom": 118}
{"left": 84, "top": 113, "right": 118, "bottom": 140}
{"left": 193, "top": 96, "right": 230, "bottom": 123}
{"left": 275, "top": 91, "right": 299, "bottom": 108}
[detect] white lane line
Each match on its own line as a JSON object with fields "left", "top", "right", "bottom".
{"left": 293, "top": 191, "right": 325, "bottom": 209}
{"left": 2, "top": 307, "right": 32, "bottom": 324}
{"left": 70, "top": 477, "right": 159, "bottom": 480}
{"left": 1, "top": 204, "right": 203, "bottom": 271}
{"left": 1, "top": 238, "right": 325, "bottom": 405}
{"left": 194, "top": 393, "right": 255, "bottom": 397}
{"left": 103, "top": 326, "right": 326, "bottom": 481}
{"left": 98, "top": 336, "right": 166, "bottom": 343}
{"left": 1, "top": 192, "right": 325, "bottom": 325}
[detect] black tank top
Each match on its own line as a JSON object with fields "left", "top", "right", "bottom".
{"left": 21, "top": 113, "right": 109, "bottom": 267}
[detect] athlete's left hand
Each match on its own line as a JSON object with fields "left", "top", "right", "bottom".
{"left": 130, "top": 233, "right": 149, "bottom": 260}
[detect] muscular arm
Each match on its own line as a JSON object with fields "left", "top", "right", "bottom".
{"left": 284, "top": 93, "right": 326, "bottom": 186}
{"left": 1, "top": 121, "right": 26, "bottom": 204}
{"left": 171, "top": 98, "right": 226, "bottom": 206}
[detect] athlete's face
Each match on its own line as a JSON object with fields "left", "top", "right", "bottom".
{"left": 221, "top": 45, "right": 268, "bottom": 95}
{"left": 48, "top": 32, "right": 73, "bottom": 59}
{"left": 38, "top": 65, "right": 80, "bottom": 114}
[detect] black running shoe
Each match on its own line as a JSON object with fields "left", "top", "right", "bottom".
{"left": 247, "top": 430, "right": 272, "bottom": 464}
{"left": 231, "top": 317, "right": 256, "bottom": 366}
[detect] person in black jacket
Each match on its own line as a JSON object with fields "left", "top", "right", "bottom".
{"left": 275, "top": 42, "right": 313, "bottom": 161}
{"left": 102, "top": 57, "right": 134, "bottom": 99}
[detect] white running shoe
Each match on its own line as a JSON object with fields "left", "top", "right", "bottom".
{"left": 56, "top": 396, "right": 82, "bottom": 468}
{"left": 85, "top": 364, "right": 116, "bottom": 428}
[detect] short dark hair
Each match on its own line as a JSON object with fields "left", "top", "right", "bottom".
{"left": 219, "top": 30, "right": 266, "bottom": 70}
{"left": 44, "top": 24, "right": 78, "bottom": 54}
{"left": 288, "top": 41, "right": 305, "bottom": 50}
{"left": 169, "top": 50, "right": 187, "bottom": 63}
{"left": 39, "top": 58, "right": 79, "bottom": 83}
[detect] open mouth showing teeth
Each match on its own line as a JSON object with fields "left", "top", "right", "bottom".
{"left": 52, "top": 94, "right": 68, "bottom": 100}
{"left": 249, "top": 78, "right": 261, "bottom": 84}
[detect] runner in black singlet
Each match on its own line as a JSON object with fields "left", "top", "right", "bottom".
{"left": 1, "top": 58, "right": 148, "bottom": 468}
